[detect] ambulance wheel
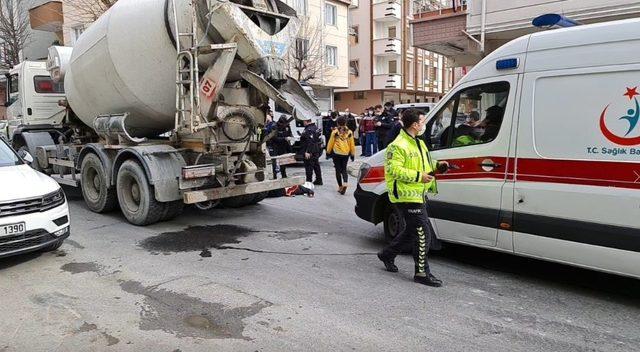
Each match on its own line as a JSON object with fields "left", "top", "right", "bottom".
{"left": 116, "top": 160, "right": 164, "bottom": 226}
{"left": 81, "top": 153, "right": 118, "bottom": 213}
{"left": 383, "top": 204, "right": 405, "bottom": 242}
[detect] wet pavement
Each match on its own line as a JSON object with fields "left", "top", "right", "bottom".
{"left": 1, "top": 159, "right": 639, "bottom": 351}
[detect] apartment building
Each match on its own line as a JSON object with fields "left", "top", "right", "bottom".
{"left": 284, "top": 0, "right": 350, "bottom": 111}
{"left": 0, "top": 0, "right": 60, "bottom": 65}
{"left": 412, "top": 0, "right": 640, "bottom": 67}
{"left": 334, "top": 0, "right": 452, "bottom": 114}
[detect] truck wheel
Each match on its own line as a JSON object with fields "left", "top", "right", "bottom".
{"left": 383, "top": 204, "right": 405, "bottom": 242}
{"left": 116, "top": 160, "right": 164, "bottom": 226}
{"left": 221, "top": 194, "right": 255, "bottom": 208}
{"left": 81, "top": 153, "right": 118, "bottom": 213}
{"left": 250, "top": 191, "right": 269, "bottom": 205}
{"left": 161, "top": 201, "right": 184, "bottom": 221}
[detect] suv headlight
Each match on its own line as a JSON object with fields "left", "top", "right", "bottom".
{"left": 42, "top": 188, "right": 66, "bottom": 210}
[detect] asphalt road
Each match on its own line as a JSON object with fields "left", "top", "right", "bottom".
{"left": 1, "top": 157, "right": 639, "bottom": 352}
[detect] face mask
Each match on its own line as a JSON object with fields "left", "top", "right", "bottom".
{"left": 418, "top": 125, "right": 427, "bottom": 136}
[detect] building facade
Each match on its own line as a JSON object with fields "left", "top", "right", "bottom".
{"left": 335, "top": 0, "right": 452, "bottom": 114}
{"left": 284, "top": 0, "right": 350, "bottom": 111}
{"left": 412, "top": 0, "right": 640, "bottom": 67}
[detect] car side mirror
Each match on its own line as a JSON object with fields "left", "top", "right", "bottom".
{"left": 18, "top": 149, "right": 34, "bottom": 163}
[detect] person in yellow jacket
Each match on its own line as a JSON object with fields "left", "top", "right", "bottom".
{"left": 326, "top": 116, "right": 356, "bottom": 195}
{"left": 377, "top": 108, "right": 449, "bottom": 287}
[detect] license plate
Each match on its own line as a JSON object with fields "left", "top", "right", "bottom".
{"left": 1, "top": 222, "right": 25, "bottom": 237}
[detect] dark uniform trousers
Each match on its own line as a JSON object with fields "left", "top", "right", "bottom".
{"left": 381, "top": 202, "right": 432, "bottom": 276}
{"left": 304, "top": 154, "right": 322, "bottom": 183}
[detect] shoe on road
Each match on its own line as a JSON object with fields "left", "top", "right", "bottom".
{"left": 414, "top": 273, "right": 442, "bottom": 287}
{"left": 377, "top": 252, "right": 398, "bottom": 272}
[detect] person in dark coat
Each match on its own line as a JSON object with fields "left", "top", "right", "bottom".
{"left": 299, "top": 118, "right": 324, "bottom": 185}
{"left": 374, "top": 104, "right": 394, "bottom": 150}
{"left": 344, "top": 108, "right": 358, "bottom": 134}
{"left": 386, "top": 110, "right": 404, "bottom": 144}
{"left": 269, "top": 115, "right": 293, "bottom": 178}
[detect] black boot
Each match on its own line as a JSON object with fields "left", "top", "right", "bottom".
{"left": 414, "top": 273, "right": 442, "bottom": 287}
{"left": 377, "top": 252, "right": 398, "bottom": 272}
{"left": 313, "top": 179, "right": 323, "bottom": 186}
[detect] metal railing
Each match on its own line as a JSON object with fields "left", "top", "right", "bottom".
{"left": 413, "top": 0, "right": 467, "bottom": 16}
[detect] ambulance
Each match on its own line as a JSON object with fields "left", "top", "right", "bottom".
{"left": 354, "top": 18, "right": 640, "bottom": 278}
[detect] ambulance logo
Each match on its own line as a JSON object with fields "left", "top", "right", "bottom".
{"left": 599, "top": 87, "right": 640, "bottom": 146}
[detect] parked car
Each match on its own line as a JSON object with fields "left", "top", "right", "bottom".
{"left": 355, "top": 18, "right": 640, "bottom": 279}
{"left": 0, "top": 137, "right": 69, "bottom": 258}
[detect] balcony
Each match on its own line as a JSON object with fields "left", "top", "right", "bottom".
{"left": 373, "top": 74, "right": 402, "bottom": 89}
{"left": 29, "top": 1, "right": 63, "bottom": 33}
{"left": 411, "top": 2, "right": 481, "bottom": 66}
{"left": 373, "top": 0, "right": 401, "bottom": 22}
{"left": 373, "top": 38, "right": 401, "bottom": 56}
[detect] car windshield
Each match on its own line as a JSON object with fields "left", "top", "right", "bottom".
{"left": 0, "top": 139, "right": 22, "bottom": 167}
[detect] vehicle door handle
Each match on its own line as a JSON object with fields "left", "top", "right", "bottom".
{"left": 479, "top": 160, "right": 502, "bottom": 170}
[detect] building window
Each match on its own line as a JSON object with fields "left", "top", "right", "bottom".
{"left": 388, "top": 26, "right": 396, "bottom": 39}
{"left": 295, "top": 38, "right": 309, "bottom": 60}
{"left": 326, "top": 46, "right": 337, "bottom": 67}
{"left": 325, "top": 3, "right": 337, "bottom": 26}
{"left": 71, "top": 25, "right": 85, "bottom": 45}
{"left": 334, "top": 93, "right": 341, "bottom": 101}
{"left": 408, "top": 60, "right": 413, "bottom": 84}
{"left": 388, "top": 60, "right": 397, "bottom": 74}
{"left": 349, "top": 60, "right": 359, "bottom": 76}
{"left": 296, "top": 0, "right": 308, "bottom": 15}
{"left": 350, "top": 26, "right": 359, "bottom": 44}
{"left": 354, "top": 91, "right": 366, "bottom": 100}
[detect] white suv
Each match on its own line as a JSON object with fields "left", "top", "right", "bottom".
{"left": 0, "top": 137, "right": 69, "bottom": 258}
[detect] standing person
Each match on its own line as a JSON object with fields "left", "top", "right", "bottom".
{"left": 386, "top": 110, "right": 403, "bottom": 144}
{"left": 325, "top": 111, "right": 339, "bottom": 159}
{"left": 374, "top": 104, "right": 394, "bottom": 150}
{"left": 357, "top": 109, "right": 367, "bottom": 154}
{"left": 362, "top": 108, "right": 378, "bottom": 156}
{"left": 299, "top": 118, "right": 323, "bottom": 185}
{"left": 263, "top": 111, "right": 279, "bottom": 179}
{"left": 377, "top": 108, "right": 449, "bottom": 287}
{"left": 270, "top": 115, "right": 293, "bottom": 178}
{"left": 322, "top": 111, "right": 334, "bottom": 142}
{"left": 344, "top": 108, "right": 357, "bottom": 134}
{"left": 327, "top": 116, "right": 356, "bottom": 195}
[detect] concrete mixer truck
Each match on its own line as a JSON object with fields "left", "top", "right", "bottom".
{"left": 2, "top": 0, "right": 319, "bottom": 225}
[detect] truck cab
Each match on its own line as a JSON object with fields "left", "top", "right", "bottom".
{"left": 3, "top": 61, "right": 66, "bottom": 141}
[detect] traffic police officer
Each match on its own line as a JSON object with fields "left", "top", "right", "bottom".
{"left": 377, "top": 108, "right": 448, "bottom": 287}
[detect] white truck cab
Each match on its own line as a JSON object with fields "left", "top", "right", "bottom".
{"left": 355, "top": 18, "right": 640, "bottom": 279}
{"left": 4, "top": 61, "right": 66, "bottom": 135}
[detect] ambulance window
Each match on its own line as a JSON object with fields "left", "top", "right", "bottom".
{"left": 426, "top": 81, "right": 509, "bottom": 150}
{"left": 426, "top": 99, "right": 455, "bottom": 150}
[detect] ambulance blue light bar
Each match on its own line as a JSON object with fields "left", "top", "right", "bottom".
{"left": 496, "top": 58, "right": 518, "bottom": 70}
{"left": 532, "top": 14, "right": 581, "bottom": 29}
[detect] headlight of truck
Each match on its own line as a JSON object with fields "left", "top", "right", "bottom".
{"left": 42, "top": 188, "right": 66, "bottom": 210}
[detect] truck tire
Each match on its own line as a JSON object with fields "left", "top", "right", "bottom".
{"left": 116, "top": 160, "right": 164, "bottom": 226}
{"left": 250, "top": 191, "right": 269, "bottom": 205}
{"left": 383, "top": 204, "right": 405, "bottom": 243}
{"left": 161, "top": 201, "right": 184, "bottom": 221}
{"left": 81, "top": 153, "right": 118, "bottom": 213}
{"left": 221, "top": 194, "right": 256, "bottom": 208}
